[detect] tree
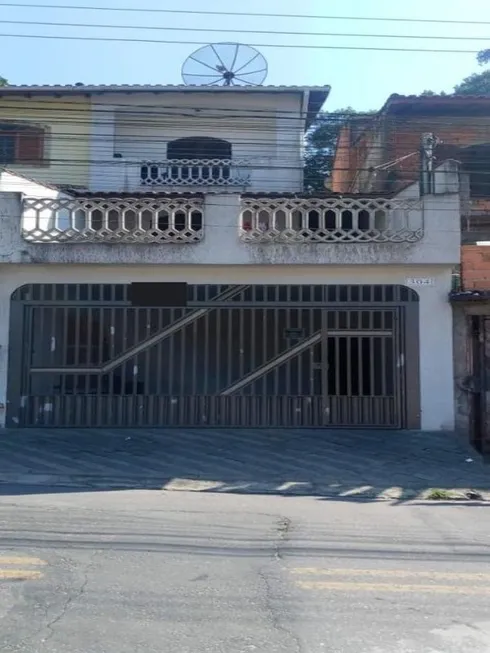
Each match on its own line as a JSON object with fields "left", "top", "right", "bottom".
{"left": 420, "top": 89, "right": 447, "bottom": 97}
{"left": 454, "top": 70, "right": 490, "bottom": 95}
{"left": 451, "top": 49, "right": 490, "bottom": 94}
{"left": 304, "top": 107, "right": 359, "bottom": 192}
{"left": 0, "top": 77, "right": 7, "bottom": 87}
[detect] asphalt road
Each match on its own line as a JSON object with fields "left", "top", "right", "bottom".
{"left": 0, "top": 486, "right": 489, "bottom": 652}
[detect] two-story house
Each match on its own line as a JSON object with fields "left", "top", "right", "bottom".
{"left": 0, "top": 85, "right": 461, "bottom": 432}
{"left": 331, "top": 93, "right": 490, "bottom": 450}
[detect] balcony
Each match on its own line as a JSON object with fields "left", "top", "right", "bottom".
{"left": 239, "top": 197, "right": 424, "bottom": 243}
{"left": 139, "top": 159, "right": 251, "bottom": 188}
{"left": 22, "top": 196, "right": 204, "bottom": 243}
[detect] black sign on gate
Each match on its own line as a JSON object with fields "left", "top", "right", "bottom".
{"left": 128, "top": 283, "right": 188, "bottom": 307}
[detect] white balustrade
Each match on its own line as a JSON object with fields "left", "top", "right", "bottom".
{"left": 239, "top": 197, "right": 423, "bottom": 243}
{"left": 140, "top": 159, "right": 251, "bottom": 187}
{"left": 22, "top": 197, "right": 204, "bottom": 243}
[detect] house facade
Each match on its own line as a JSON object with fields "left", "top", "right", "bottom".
{"left": 0, "top": 85, "right": 461, "bottom": 431}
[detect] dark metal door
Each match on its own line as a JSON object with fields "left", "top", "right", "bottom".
{"left": 7, "top": 284, "right": 416, "bottom": 428}
{"left": 469, "top": 315, "right": 489, "bottom": 453}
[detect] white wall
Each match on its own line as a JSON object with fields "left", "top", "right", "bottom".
{"left": 0, "top": 262, "right": 454, "bottom": 431}
{"left": 0, "top": 190, "right": 461, "bottom": 268}
{"left": 0, "top": 170, "right": 59, "bottom": 198}
{"left": 88, "top": 92, "right": 304, "bottom": 193}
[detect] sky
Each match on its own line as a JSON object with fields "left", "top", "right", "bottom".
{"left": 1, "top": 0, "right": 490, "bottom": 111}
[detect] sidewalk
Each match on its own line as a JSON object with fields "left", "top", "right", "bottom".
{"left": 0, "top": 428, "right": 487, "bottom": 501}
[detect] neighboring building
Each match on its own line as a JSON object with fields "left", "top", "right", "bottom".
{"left": 0, "top": 90, "right": 91, "bottom": 187}
{"left": 451, "top": 245, "right": 490, "bottom": 454}
{"left": 331, "top": 93, "right": 490, "bottom": 449}
{"left": 0, "top": 85, "right": 461, "bottom": 431}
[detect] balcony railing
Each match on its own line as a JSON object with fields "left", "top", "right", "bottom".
{"left": 22, "top": 197, "right": 204, "bottom": 243}
{"left": 140, "top": 159, "right": 251, "bottom": 187}
{"left": 239, "top": 197, "right": 423, "bottom": 243}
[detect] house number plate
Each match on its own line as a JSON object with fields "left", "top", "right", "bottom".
{"left": 405, "top": 277, "right": 435, "bottom": 287}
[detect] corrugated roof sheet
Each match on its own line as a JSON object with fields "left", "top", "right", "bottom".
{"left": 0, "top": 84, "right": 330, "bottom": 93}
{"left": 380, "top": 93, "right": 490, "bottom": 115}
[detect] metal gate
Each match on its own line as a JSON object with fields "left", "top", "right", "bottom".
{"left": 7, "top": 284, "right": 420, "bottom": 428}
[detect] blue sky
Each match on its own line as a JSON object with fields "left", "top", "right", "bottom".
{"left": 2, "top": 0, "right": 490, "bottom": 111}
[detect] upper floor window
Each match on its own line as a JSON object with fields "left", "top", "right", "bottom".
{"left": 0, "top": 122, "right": 45, "bottom": 165}
{"left": 167, "top": 137, "right": 232, "bottom": 161}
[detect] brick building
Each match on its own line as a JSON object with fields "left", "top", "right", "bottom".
{"left": 331, "top": 94, "right": 490, "bottom": 452}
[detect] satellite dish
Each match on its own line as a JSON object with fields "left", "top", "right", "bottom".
{"left": 182, "top": 43, "right": 268, "bottom": 86}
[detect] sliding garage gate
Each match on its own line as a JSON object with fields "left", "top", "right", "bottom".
{"left": 7, "top": 284, "right": 420, "bottom": 428}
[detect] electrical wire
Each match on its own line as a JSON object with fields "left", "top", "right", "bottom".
{"left": 0, "top": 32, "right": 480, "bottom": 54}
{"left": 0, "top": 18, "right": 487, "bottom": 41}
{"left": 0, "top": 3, "right": 487, "bottom": 27}
{"left": 0, "top": 98, "right": 489, "bottom": 131}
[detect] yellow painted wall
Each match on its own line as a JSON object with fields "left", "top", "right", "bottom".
{"left": 0, "top": 96, "right": 90, "bottom": 187}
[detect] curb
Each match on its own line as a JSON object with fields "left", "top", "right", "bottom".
{"left": 0, "top": 473, "right": 487, "bottom": 502}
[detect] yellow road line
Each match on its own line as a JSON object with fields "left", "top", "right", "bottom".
{"left": 0, "top": 557, "right": 46, "bottom": 566}
{"left": 291, "top": 568, "right": 490, "bottom": 581}
{"left": 0, "top": 569, "right": 43, "bottom": 580}
{"left": 296, "top": 580, "right": 490, "bottom": 594}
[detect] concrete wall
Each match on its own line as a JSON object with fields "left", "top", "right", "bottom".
{"left": 452, "top": 304, "right": 471, "bottom": 436}
{"left": 0, "top": 189, "right": 461, "bottom": 267}
{"left": 0, "top": 262, "right": 455, "bottom": 431}
{"left": 88, "top": 92, "right": 304, "bottom": 193}
{"left": 0, "top": 97, "right": 91, "bottom": 187}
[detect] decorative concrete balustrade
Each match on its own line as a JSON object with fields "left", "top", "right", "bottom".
{"left": 22, "top": 197, "right": 204, "bottom": 243}
{"left": 140, "top": 159, "right": 251, "bottom": 187}
{"left": 21, "top": 195, "right": 425, "bottom": 247}
{"left": 239, "top": 197, "right": 424, "bottom": 243}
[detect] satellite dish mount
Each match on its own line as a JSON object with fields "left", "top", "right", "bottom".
{"left": 182, "top": 43, "right": 268, "bottom": 87}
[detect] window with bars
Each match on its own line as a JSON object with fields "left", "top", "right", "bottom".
{"left": 0, "top": 122, "right": 45, "bottom": 165}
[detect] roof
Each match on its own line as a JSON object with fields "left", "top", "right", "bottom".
{"left": 379, "top": 93, "right": 490, "bottom": 116}
{"left": 0, "top": 84, "right": 330, "bottom": 129}
{"left": 0, "top": 167, "right": 63, "bottom": 192}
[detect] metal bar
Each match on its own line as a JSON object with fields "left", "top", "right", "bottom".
{"left": 29, "top": 284, "right": 251, "bottom": 373}
{"left": 334, "top": 335, "right": 340, "bottom": 398}
{"left": 262, "top": 308, "right": 267, "bottom": 396}
{"left": 381, "top": 335, "right": 387, "bottom": 398}
{"left": 61, "top": 307, "right": 68, "bottom": 396}
{"left": 180, "top": 320, "right": 186, "bottom": 397}
{"left": 203, "top": 303, "right": 209, "bottom": 395}
{"left": 221, "top": 331, "right": 322, "bottom": 396}
{"left": 192, "top": 313, "right": 198, "bottom": 395}
{"left": 358, "top": 325, "right": 364, "bottom": 397}
{"left": 216, "top": 308, "right": 221, "bottom": 393}
{"left": 239, "top": 307, "right": 245, "bottom": 384}
{"left": 274, "top": 308, "right": 279, "bottom": 396}
{"left": 369, "top": 333, "right": 375, "bottom": 398}
{"left": 346, "top": 336, "right": 352, "bottom": 398}
{"left": 227, "top": 310, "right": 233, "bottom": 387}
{"left": 166, "top": 309, "right": 174, "bottom": 395}
{"left": 144, "top": 308, "right": 151, "bottom": 396}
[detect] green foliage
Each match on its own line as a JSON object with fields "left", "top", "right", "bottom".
{"left": 454, "top": 70, "right": 490, "bottom": 95}
{"left": 304, "top": 107, "right": 361, "bottom": 192}
{"left": 477, "top": 49, "right": 490, "bottom": 66}
{"left": 0, "top": 77, "right": 7, "bottom": 87}
{"left": 420, "top": 89, "right": 447, "bottom": 96}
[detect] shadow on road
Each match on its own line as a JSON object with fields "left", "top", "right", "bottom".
{"left": 0, "top": 428, "right": 487, "bottom": 502}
